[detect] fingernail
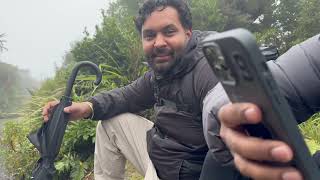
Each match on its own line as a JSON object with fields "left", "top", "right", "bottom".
{"left": 271, "top": 146, "right": 291, "bottom": 162}
{"left": 282, "top": 171, "right": 302, "bottom": 180}
{"left": 244, "top": 108, "right": 255, "bottom": 117}
{"left": 244, "top": 107, "right": 259, "bottom": 123}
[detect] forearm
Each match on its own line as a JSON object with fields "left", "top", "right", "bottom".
{"left": 88, "top": 72, "right": 155, "bottom": 120}
{"left": 88, "top": 88, "right": 134, "bottom": 120}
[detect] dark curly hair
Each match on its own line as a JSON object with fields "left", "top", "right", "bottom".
{"left": 134, "top": 0, "right": 192, "bottom": 34}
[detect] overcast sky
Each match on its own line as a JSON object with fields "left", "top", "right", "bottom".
{"left": 0, "top": 0, "right": 109, "bottom": 80}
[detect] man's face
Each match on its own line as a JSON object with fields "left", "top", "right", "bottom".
{"left": 141, "top": 6, "right": 192, "bottom": 74}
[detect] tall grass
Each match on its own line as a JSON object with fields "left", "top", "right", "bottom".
{"left": 300, "top": 113, "right": 320, "bottom": 154}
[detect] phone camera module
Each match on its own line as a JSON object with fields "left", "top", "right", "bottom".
{"left": 203, "top": 45, "right": 236, "bottom": 85}
{"left": 204, "top": 45, "right": 227, "bottom": 71}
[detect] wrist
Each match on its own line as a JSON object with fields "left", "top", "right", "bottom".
{"left": 83, "top": 102, "right": 94, "bottom": 119}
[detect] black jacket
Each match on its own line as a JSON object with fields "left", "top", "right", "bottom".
{"left": 89, "top": 30, "right": 219, "bottom": 180}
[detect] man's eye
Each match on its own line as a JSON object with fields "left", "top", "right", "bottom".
{"left": 164, "top": 29, "right": 176, "bottom": 36}
{"left": 144, "top": 34, "right": 155, "bottom": 41}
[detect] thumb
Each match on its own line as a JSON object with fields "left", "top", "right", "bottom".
{"left": 64, "top": 106, "right": 73, "bottom": 113}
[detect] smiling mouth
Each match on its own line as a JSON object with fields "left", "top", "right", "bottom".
{"left": 154, "top": 55, "right": 172, "bottom": 63}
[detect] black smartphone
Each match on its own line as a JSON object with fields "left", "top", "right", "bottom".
{"left": 202, "top": 28, "right": 320, "bottom": 180}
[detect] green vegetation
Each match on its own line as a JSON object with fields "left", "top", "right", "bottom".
{"left": 1, "top": 0, "right": 320, "bottom": 179}
{"left": 0, "top": 63, "right": 21, "bottom": 113}
{"left": 0, "top": 62, "right": 38, "bottom": 115}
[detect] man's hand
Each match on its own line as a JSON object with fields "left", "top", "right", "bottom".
{"left": 42, "top": 101, "right": 93, "bottom": 122}
{"left": 218, "top": 103, "right": 303, "bottom": 180}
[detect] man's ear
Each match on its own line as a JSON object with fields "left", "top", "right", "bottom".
{"left": 185, "top": 29, "right": 192, "bottom": 39}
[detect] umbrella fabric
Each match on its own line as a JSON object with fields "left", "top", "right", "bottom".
{"left": 28, "top": 61, "right": 102, "bottom": 180}
{"left": 28, "top": 96, "right": 71, "bottom": 179}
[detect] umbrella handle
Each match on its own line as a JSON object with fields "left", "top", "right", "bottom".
{"left": 64, "top": 61, "right": 102, "bottom": 97}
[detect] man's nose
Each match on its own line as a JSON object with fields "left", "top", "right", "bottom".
{"left": 154, "top": 34, "right": 167, "bottom": 48}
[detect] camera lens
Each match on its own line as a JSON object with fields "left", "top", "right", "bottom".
{"left": 203, "top": 44, "right": 236, "bottom": 85}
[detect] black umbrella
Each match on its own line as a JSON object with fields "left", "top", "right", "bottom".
{"left": 28, "top": 61, "right": 102, "bottom": 180}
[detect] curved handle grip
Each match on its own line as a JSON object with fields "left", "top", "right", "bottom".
{"left": 64, "top": 61, "right": 102, "bottom": 97}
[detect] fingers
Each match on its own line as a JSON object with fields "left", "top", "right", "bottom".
{"left": 221, "top": 126, "right": 293, "bottom": 163}
{"left": 63, "top": 102, "right": 91, "bottom": 121}
{"left": 218, "top": 103, "right": 262, "bottom": 128}
{"left": 63, "top": 103, "right": 74, "bottom": 113}
{"left": 233, "top": 153, "right": 303, "bottom": 180}
{"left": 219, "top": 103, "right": 293, "bottom": 163}
{"left": 42, "top": 101, "right": 59, "bottom": 122}
{"left": 218, "top": 102, "right": 301, "bottom": 180}
{"left": 42, "top": 101, "right": 89, "bottom": 122}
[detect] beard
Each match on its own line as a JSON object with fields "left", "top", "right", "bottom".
{"left": 146, "top": 46, "right": 181, "bottom": 75}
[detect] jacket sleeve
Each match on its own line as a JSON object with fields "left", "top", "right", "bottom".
{"left": 268, "top": 34, "right": 320, "bottom": 123}
{"left": 202, "top": 83, "right": 233, "bottom": 165}
{"left": 202, "top": 34, "right": 320, "bottom": 165}
{"left": 196, "top": 57, "right": 233, "bottom": 165}
{"left": 88, "top": 71, "right": 156, "bottom": 120}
